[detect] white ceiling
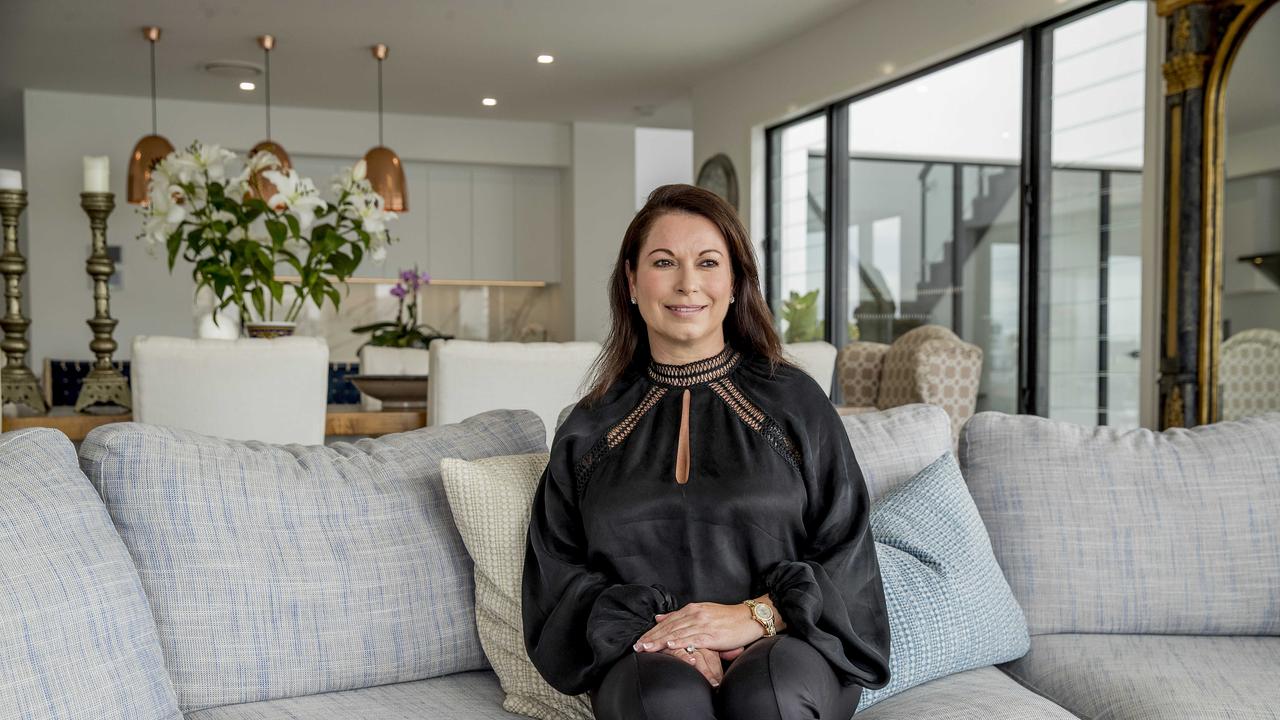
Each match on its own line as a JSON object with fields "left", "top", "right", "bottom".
{"left": 0, "top": 0, "right": 866, "bottom": 131}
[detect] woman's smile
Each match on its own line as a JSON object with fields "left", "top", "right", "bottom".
{"left": 665, "top": 304, "right": 708, "bottom": 318}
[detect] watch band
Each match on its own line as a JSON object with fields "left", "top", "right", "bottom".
{"left": 743, "top": 599, "right": 777, "bottom": 637}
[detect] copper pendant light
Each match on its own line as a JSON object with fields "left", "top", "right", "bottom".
{"left": 127, "top": 26, "right": 176, "bottom": 205}
{"left": 250, "top": 34, "right": 291, "bottom": 201}
{"left": 363, "top": 43, "right": 407, "bottom": 212}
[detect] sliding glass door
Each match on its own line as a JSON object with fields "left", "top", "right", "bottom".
{"left": 764, "top": 0, "right": 1148, "bottom": 425}
{"left": 841, "top": 41, "right": 1024, "bottom": 412}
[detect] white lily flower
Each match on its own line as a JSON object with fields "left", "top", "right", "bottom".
{"left": 342, "top": 191, "right": 396, "bottom": 235}
{"left": 370, "top": 234, "right": 388, "bottom": 262}
{"left": 264, "top": 169, "right": 328, "bottom": 231}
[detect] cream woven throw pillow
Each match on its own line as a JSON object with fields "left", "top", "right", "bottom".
{"left": 441, "top": 453, "right": 593, "bottom": 720}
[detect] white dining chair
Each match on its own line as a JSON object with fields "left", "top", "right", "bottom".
{"left": 783, "top": 341, "right": 839, "bottom": 398}
{"left": 427, "top": 339, "right": 602, "bottom": 449}
{"left": 131, "top": 336, "right": 329, "bottom": 444}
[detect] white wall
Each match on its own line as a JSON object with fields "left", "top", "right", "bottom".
{"left": 569, "top": 122, "right": 636, "bottom": 342}
{"left": 1227, "top": 122, "right": 1280, "bottom": 179}
{"left": 21, "top": 89, "right": 607, "bottom": 363}
{"left": 635, "top": 127, "right": 693, "bottom": 209}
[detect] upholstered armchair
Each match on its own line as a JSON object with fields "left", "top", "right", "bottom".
{"left": 1221, "top": 328, "right": 1280, "bottom": 421}
{"left": 837, "top": 325, "right": 983, "bottom": 443}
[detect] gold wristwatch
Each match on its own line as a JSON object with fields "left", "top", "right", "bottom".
{"left": 743, "top": 599, "right": 776, "bottom": 637}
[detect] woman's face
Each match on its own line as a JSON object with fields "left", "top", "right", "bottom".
{"left": 626, "top": 212, "right": 735, "bottom": 361}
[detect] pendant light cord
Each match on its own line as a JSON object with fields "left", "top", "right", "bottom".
{"left": 264, "top": 46, "right": 272, "bottom": 140}
{"left": 377, "top": 58, "right": 384, "bottom": 146}
{"left": 149, "top": 39, "right": 158, "bottom": 135}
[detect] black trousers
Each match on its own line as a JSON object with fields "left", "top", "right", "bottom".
{"left": 588, "top": 635, "right": 864, "bottom": 720}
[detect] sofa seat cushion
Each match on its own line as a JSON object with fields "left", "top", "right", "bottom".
{"left": 858, "top": 666, "right": 1076, "bottom": 719}
{"left": 78, "top": 410, "right": 547, "bottom": 713}
{"left": 1001, "top": 634, "right": 1280, "bottom": 720}
{"left": 0, "top": 428, "right": 181, "bottom": 720}
{"left": 184, "top": 671, "right": 523, "bottom": 720}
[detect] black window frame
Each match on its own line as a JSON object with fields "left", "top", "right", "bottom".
{"left": 763, "top": 0, "right": 1137, "bottom": 417}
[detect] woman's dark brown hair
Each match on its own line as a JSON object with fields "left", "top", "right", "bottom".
{"left": 581, "top": 183, "right": 790, "bottom": 406}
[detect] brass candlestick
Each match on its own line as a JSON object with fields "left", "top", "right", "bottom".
{"left": 76, "top": 192, "right": 131, "bottom": 412}
{"left": 0, "top": 189, "right": 47, "bottom": 412}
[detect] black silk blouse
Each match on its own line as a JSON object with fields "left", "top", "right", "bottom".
{"left": 520, "top": 345, "right": 891, "bottom": 696}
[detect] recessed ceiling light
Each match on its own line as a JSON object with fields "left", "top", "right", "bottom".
{"left": 239, "top": 81, "right": 256, "bottom": 91}
{"left": 879, "top": 62, "right": 895, "bottom": 76}
{"left": 482, "top": 97, "right": 497, "bottom": 106}
{"left": 537, "top": 54, "right": 554, "bottom": 64}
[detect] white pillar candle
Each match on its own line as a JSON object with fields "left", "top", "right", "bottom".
{"left": 83, "top": 156, "right": 110, "bottom": 193}
{"left": 0, "top": 169, "right": 21, "bottom": 190}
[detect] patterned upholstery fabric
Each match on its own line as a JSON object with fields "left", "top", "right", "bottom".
{"left": 0, "top": 428, "right": 181, "bottom": 720}
{"left": 836, "top": 341, "right": 890, "bottom": 407}
{"left": 857, "top": 451, "right": 1029, "bottom": 711}
{"left": 840, "top": 403, "right": 954, "bottom": 504}
{"left": 875, "top": 325, "right": 983, "bottom": 443}
{"left": 858, "top": 666, "right": 1077, "bottom": 720}
{"left": 184, "top": 671, "right": 526, "bottom": 720}
{"left": 1221, "top": 328, "right": 1280, "bottom": 421}
{"left": 78, "top": 410, "right": 547, "bottom": 714}
{"left": 1000, "top": 634, "right": 1280, "bottom": 720}
{"left": 441, "top": 453, "right": 593, "bottom": 720}
{"left": 960, "top": 411, "right": 1280, "bottom": 636}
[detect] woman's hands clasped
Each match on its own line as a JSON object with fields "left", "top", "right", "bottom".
{"left": 633, "top": 601, "right": 763, "bottom": 686}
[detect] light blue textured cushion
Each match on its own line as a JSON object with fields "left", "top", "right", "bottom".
{"left": 78, "top": 410, "right": 547, "bottom": 714}
{"left": 961, "top": 411, "right": 1280, "bottom": 636}
{"left": 857, "top": 451, "right": 1030, "bottom": 711}
{"left": 0, "top": 428, "right": 181, "bottom": 720}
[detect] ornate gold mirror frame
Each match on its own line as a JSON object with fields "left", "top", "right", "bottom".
{"left": 1156, "top": 0, "right": 1278, "bottom": 428}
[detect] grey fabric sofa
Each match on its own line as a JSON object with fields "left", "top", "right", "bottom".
{"left": 1, "top": 406, "right": 1276, "bottom": 719}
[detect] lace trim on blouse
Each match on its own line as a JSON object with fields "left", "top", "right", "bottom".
{"left": 573, "top": 347, "right": 801, "bottom": 499}
{"left": 646, "top": 345, "right": 742, "bottom": 387}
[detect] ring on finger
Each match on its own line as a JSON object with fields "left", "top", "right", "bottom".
{"left": 685, "top": 645, "right": 696, "bottom": 654}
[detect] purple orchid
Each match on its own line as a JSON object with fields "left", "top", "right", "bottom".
{"left": 390, "top": 284, "right": 407, "bottom": 299}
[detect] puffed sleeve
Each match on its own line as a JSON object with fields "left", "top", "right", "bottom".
{"left": 521, "top": 432, "right": 680, "bottom": 696}
{"left": 761, "top": 401, "right": 891, "bottom": 689}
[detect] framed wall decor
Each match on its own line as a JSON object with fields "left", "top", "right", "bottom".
{"left": 696, "top": 153, "right": 739, "bottom": 210}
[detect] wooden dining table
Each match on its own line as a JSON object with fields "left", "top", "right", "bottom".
{"left": 1, "top": 405, "right": 428, "bottom": 442}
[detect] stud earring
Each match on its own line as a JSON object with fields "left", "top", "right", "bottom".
{"left": 630, "top": 296, "right": 637, "bottom": 304}
{"left": 730, "top": 295, "right": 735, "bottom": 303}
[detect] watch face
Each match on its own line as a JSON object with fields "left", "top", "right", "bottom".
{"left": 754, "top": 604, "right": 774, "bottom": 621}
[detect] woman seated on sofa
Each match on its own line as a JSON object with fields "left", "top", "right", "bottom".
{"left": 521, "top": 184, "right": 891, "bottom": 719}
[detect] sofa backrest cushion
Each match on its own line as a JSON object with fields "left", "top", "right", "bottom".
{"left": 960, "top": 411, "right": 1280, "bottom": 636}
{"left": 840, "top": 403, "right": 954, "bottom": 504}
{"left": 79, "top": 410, "right": 546, "bottom": 713}
{"left": 0, "top": 428, "right": 181, "bottom": 720}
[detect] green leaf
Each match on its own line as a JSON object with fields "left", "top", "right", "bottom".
{"left": 166, "top": 233, "right": 181, "bottom": 271}
{"left": 266, "top": 220, "right": 287, "bottom": 250}
{"left": 251, "top": 286, "right": 266, "bottom": 320}
{"left": 285, "top": 213, "right": 301, "bottom": 239}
